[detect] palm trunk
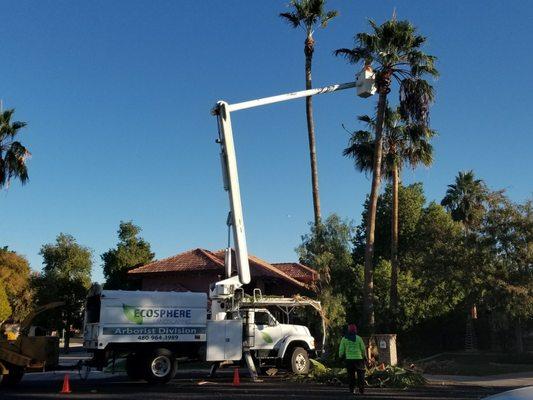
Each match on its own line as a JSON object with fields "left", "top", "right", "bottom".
{"left": 390, "top": 164, "right": 399, "bottom": 317}
{"left": 362, "top": 91, "right": 388, "bottom": 332}
{"left": 304, "top": 35, "right": 321, "bottom": 226}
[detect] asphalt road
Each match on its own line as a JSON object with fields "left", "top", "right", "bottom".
{"left": 1, "top": 370, "right": 512, "bottom": 400}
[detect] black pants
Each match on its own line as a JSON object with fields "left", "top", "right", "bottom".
{"left": 346, "top": 359, "right": 365, "bottom": 393}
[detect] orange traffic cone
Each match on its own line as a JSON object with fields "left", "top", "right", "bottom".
{"left": 60, "top": 373, "right": 71, "bottom": 394}
{"left": 232, "top": 367, "right": 240, "bottom": 386}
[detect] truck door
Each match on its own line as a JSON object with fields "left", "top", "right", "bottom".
{"left": 253, "top": 311, "right": 282, "bottom": 349}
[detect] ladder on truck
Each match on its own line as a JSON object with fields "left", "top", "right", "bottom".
{"left": 238, "top": 289, "right": 326, "bottom": 352}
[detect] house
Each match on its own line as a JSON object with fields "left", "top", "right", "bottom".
{"left": 128, "top": 248, "right": 317, "bottom": 297}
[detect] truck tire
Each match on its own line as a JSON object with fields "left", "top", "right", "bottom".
{"left": 143, "top": 348, "right": 176, "bottom": 384}
{"left": 1, "top": 365, "right": 25, "bottom": 387}
{"left": 290, "top": 347, "right": 309, "bottom": 375}
{"left": 126, "top": 355, "right": 144, "bottom": 380}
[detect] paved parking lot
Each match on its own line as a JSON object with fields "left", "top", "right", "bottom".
{"left": 2, "top": 370, "right": 512, "bottom": 400}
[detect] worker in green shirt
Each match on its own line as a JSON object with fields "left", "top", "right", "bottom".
{"left": 338, "top": 323, "right": 366, "bottom": 394}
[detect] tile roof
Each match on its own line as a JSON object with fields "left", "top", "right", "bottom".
{"left": 271, "top": 263, "right": 318, "bottom": 284}
{"left": 128, "top": 248, "right": 315, "bottom": 289}
{"left": 128, "top": 248, "right": 223, "bottom": 274}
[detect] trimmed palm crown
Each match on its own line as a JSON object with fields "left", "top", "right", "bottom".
{"left": 335, "top": 19, "right": 438, "bottom": 125}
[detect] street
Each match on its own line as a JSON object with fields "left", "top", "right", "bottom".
{"left": 1, "top": 369, "right": 513, "bottom": 400}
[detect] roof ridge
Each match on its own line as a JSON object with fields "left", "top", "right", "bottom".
{"left": 272, "top": 262, "right": 317, "bottom": 275}
{"left": 248, "top": 254, "right": 308, "bottom": 289}
{"left": 129, "top": 248, "right": 203, "bottom": 272}
{"left": 198, "top": 248, "right": 225, "bottom": 267}
{"left": 129, "top": 248, "right": 221, "bottom": 274}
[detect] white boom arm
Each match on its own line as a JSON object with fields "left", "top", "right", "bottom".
{"left": 216, "top": 101, "right": 251, "bottom": 285}
{"left": 213, "top": 81, "right": 360, "bottom": 289}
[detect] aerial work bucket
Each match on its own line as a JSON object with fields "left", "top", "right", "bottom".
{"left": 356, "top": 65, "right": 376, "bottom": 98}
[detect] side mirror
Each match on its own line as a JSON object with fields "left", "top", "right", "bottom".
{"left": 268, "top": 317, "right": 277, "bottom": 327}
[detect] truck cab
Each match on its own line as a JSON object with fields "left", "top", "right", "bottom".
{"left": 241, "top": 308, "right": 315, "bottom": 374}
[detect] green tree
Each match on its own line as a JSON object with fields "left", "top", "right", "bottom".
{"left": 406, "top": 202, "right": 466, "bottom": 307}
{"left": 280, "top": 0, "right": 337, "bottom": 226}
{"left": 102, "top": 221, "right": 154, "bottom": 289}
{"left": 0, "top": 109, "right": 30, "bottom": 189}
{"left": 297, "top": 214, "right": 355, "bottom": 350}
{"left": 0, "top": 281, "right": 12, "bottom": 323}
{"left": 353, "top": 183, "right": 426, "bottom": 266}
{"left": 441, "top": 170, "right": 488, "bottom": 230}
{"left": 374, "top": 202, "right": 466, "bottom": 345}
{"left": 0, "top": 247, "right": 34, "bottom": 321}
{"left": 353, "top": 185, "right": 465, "bottom": 333}
{"left": 35, "top": 233, "right": 92, "bottom": 352}
{"left": 335, "top": 19, "right": 438, "bottom": 331}
{"left": 343, "top": 108, "right": 434, "bottom": 315}
{"left": 478, "top": 194, "right": 533, "bottom": 352}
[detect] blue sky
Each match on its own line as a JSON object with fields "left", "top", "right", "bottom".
{"left": 1, "top": 1, "right": 532, "bottom": 282}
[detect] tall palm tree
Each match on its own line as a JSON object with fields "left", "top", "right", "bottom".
{"left": 0, "top": 109, "right": 30, "bottom": 189}
{"left": 280, "top": 0, "right": 337, "bottom": 227}
{"left": 344, "top": 107, "right": 434, "bottom": 319}
{"left": 441, "top": 170, "right": 488, "bottom": 230}
{"left": 335, "top": 19, "right": 438, "bottom": 330}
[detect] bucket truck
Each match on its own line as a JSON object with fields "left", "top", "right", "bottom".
{"left": 82, "top": 75, "right": 374, "bottom": 383}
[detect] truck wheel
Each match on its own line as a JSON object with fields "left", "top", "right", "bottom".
{"left": 290, "top": 347, "right": 309, "bottom": 375}
{"left": 143, "top": 348, "right": 176, "bottom": 384}
{"left": 126, "top": 355, "right": 144, "bottom": 380}
{"left": 1, "top": 365, "right": 25, "bottom": 387}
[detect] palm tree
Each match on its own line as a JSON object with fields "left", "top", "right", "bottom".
{"left": 0, "top": 109, "right": 30, "bottom": 189}
{"left": 335, "top": 19, "right": 438, "bottom": 330}
{"left": 441, "top": 170, "right": 488, "bottom": 230}
{"left": 344, "top": 107, "right": 434, "bottom": 319}
{"left": 280, "top": 0, "right": 337, "bottom": 227}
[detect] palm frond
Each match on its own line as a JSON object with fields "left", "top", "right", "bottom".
{"left": 279, "top": 12, "right": 300, "bottom": 28}
{"left": 280, "top": 0, "right": 336, "bottom": 31}
{"left": 321, "top": 10, "right": 338, "bottom": 27}
{"left": 343, "top": 130, "right": 375, "bottom": 174}
{"left": 0, "top": 108, "right": 30, "bottom": 189}
{"left": 399, "top": 78, "right": 434, "bottom": 125}
{"left": 357, "top": 114, "right": 374, "bottom": 125}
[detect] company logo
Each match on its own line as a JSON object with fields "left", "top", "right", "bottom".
{"left": 123, "top": 304, "right": 143, "bottom": 324}
{"left": 122, "top": 304, "right": 192, "bottom": 325}
{"left": 261, "top": 331, "right": 273, "bottom": 344}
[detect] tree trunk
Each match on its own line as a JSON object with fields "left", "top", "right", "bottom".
{"left": 362, "top": 91, "right": 388, "bottom": 332}
{"left": 304, "top": 35, "right": 321, "bottom": 226}
{"left": 64, "top": 317, "right": 70, "bottom": 354}
{"left": 489, "top": 312, "right": 499, "bottom": 351}
{"left": 390, "top": 164, "right": 399, "bottom": 318}
{"left": 515, "top": 318, "right": 524, "bottom": 353}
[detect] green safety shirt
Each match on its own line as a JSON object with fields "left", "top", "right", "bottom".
{"left": 338, "top": 335, "right": 366, "bottom": 360}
